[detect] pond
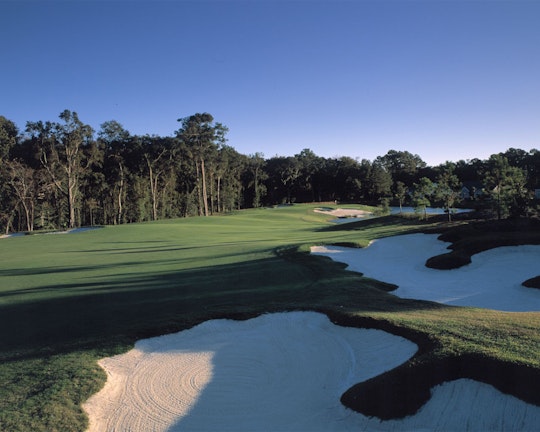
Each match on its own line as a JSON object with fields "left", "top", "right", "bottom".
{"left": 330, "top": 206, "right": 473, "bottom": 224}
{"left": 390, "top": 206, "right": 473, "bottom": 215}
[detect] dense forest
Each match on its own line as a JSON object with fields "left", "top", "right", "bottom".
{"left": 1, "top": 111, "right": 539, "bottom": 233}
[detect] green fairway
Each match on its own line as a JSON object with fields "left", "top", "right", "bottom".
{"left": 1, "top": 204, "right": 539, "bottom": 431}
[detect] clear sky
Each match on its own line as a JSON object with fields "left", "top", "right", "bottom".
{"left": 2, "top": 0, "right": 539, "bottom": 166}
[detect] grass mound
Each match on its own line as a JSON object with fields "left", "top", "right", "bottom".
{"left": 425, "top": 251, "right": 470, "bottom": 269}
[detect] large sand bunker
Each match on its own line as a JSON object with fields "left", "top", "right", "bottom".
{"left": 312, "top": 233, "right": 540, "bottom": 312}
{"left": 84, "top": 312, "right": 540, "bottom": 431}
{"left": 84, "top": 312, "right": 416, "bottom": 431}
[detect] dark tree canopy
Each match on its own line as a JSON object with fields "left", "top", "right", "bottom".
{"left": 0, "top": 116, "right": 19, "bottom": 160}
{"left": 1, "top": 111, "right": 539, "bottom": 233}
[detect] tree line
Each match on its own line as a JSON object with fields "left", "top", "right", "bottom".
{"left": 1, "top": 111, "right": 539, "bottom": 233}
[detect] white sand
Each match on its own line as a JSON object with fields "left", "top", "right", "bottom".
{"left": 314, "top": 207, "right": 372, "bottom": 218}
{"left": 84, "top": 311, "right": 540, "bottom": 431}
{"left": 370, "top": 378, "right": 540, "bottom": 432}
{"left": 312, "top": 233, "right": 540, "bottom": 312}
{"left": 84, "top": 312, "right": 417, "bottom": 431}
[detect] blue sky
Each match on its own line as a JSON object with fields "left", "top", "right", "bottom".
{"left": 2, "top": 0, "right": 539, "bottom": 166}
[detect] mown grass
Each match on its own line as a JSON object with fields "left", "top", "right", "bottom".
{"left": 0, "top": 204, "right": 539, "bottom": 430}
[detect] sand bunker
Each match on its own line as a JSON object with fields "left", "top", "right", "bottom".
{"left": 374, "top": 378, "right": 540, "bottom": 431}
{"left": 314, "top": 207, "right": 372, "bottom": 218}
{"left": 0, "top": 232, "right": 25, "bottom": 239}
{"left": 84, "top": 311, "right": 540, "bottom": 431}
{"left": 312, "top": 233, "right": 540, "bottom": 312}
{"left": 84, "top": 312, "right": 417, "bottom": 431}
{"left": 0, "top": 226, "right": 102, "bottom": 238}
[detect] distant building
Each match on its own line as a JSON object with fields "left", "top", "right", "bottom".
{"left": 460, "top": 182, "right": 484, "bottom": 200}
{"left": 535, "top": 189, "right": 540, "bottom": 200}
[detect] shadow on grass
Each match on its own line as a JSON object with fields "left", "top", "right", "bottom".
{"left": 317, "top": 214, "right": 454, "bottom": 238}
{"left": 0, "top": 249, "right": 422, "bottom": 360}
{"left": 1, "top": 245, "right": 539, "bottom": 424}
{"left": 0, "top": 257, "right": 280, "bottom": 356}
{"left": 0, "top": 260, "right": 162, "bottom": 278}
{"left": 64, "top": 244, "right": 202, "bottom": 255}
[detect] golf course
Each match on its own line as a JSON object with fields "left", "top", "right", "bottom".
{"left": 1, "top": 204, "right": 540, "bottom": 431}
